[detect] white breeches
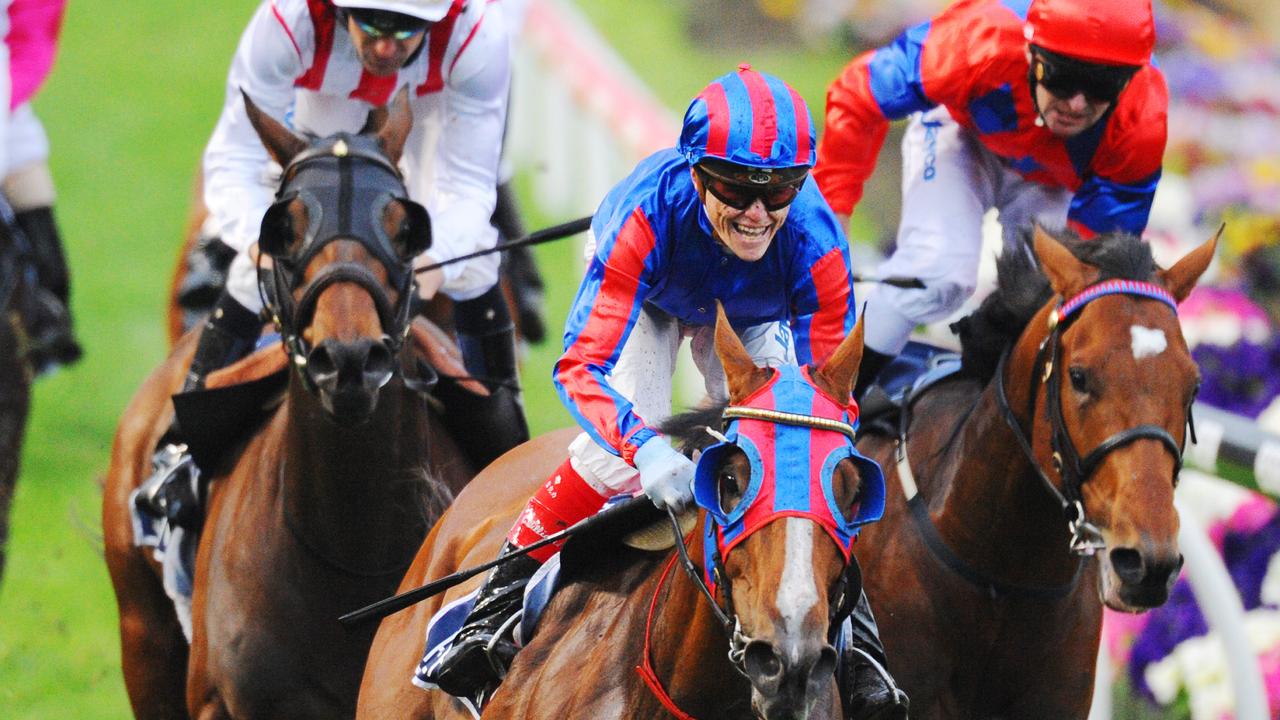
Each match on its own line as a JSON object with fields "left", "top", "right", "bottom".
{"left": 861, "top": 106, "right": 1072, "bottom": 355}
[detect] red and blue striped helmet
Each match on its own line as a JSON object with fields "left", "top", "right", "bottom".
{"left": 679, "top": 65, "right": 817, "bottom": 177}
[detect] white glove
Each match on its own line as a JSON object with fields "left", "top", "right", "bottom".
{"left": 634, "top": 436, "right": 695, "bottom": 511}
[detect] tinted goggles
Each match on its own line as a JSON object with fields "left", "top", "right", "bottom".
{"left": 697, "top": 168, "right": 806, "bottom": 212}
{"left": 350, "top": 10, "right": 428, "bottom": 40}
{"left": 1033, "top": 51, "right": 1137, "bottom": 104}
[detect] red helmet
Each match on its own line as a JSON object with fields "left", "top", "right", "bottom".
{"left": 1024, "top": 0, "right": 1155, "bottom": 67}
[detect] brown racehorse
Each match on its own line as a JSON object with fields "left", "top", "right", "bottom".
{"left": 852, "top": 226, "right": 1215, "bottom": 719}
{"left": 358, "top": 305, "right": 885, "bottom": 719}
{"left": 0, "top": 220, "right": 32, "bottom": 584}
{"left": 103, "top": 91, "right": 475, "bottom": 719}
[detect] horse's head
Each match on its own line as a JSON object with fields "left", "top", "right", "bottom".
{"left": 243, "top": 89, "right": 430, "bottom": 424}
{"left": 1027, "top": 226, "right": 1214, "bottom": 611}
{"left": 693, "top": 304, "right": 885, "bottom": 719}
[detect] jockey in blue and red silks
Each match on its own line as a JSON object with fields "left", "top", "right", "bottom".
{"left": 432, "top": 66, "right": 905, "bottom": 717}
{"left": 814, "top": 0, "right": 1169, "bottom": 396}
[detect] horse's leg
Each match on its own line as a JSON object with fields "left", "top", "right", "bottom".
{"left": 103, "top": 493, "right": 191, "bottom": 719}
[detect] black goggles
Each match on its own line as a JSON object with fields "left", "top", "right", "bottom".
{"left": 1032, "top": 48, "right": 1137, "bottom": 104}
{"left": 697, "top": 167, "right": 806, "bottom": 212}
{"left": 348, "top": 9, "right": 429, "bottom": 40}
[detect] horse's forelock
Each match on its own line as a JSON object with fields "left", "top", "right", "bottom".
{"left": 658, "top": 406, "right": 728, "bottom": 454}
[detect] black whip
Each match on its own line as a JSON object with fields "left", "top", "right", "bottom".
{"left": 338, "top": 494, "right": 652, "bottom": 627}
{"left": 415, "top": 215, "right": 593, "bottom": 274}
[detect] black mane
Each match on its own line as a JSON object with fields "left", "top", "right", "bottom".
{"left": 953, "top": 227, "right": 1159, "bottom": 380}
{"left": 659, "top": 406, "right": 728, "bottom": 455}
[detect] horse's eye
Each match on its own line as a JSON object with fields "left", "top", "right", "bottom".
{"left": 718, "top": 470, "right": 743, "bottom": 514}
{"left": 1068, "top": 367, "right": 1089, "bottom": 394}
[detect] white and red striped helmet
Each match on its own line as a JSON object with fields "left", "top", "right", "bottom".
{"left": 332, "top": 0, "right": 453, "bottom": 23}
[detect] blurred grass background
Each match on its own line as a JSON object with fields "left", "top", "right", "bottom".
{"left": 0, "top": 1, "right": 853, "bottom": 716}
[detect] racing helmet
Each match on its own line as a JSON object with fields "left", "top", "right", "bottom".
{"left": 678, "top": 64, "right": 815, "bottom": 185}
{"left": 1024, "top": 0, "right": 1154, "bottom": 67}
{"left": 331, "top": 0, "right": 453, "bottom": 23}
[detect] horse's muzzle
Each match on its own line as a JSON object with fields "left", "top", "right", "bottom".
{"left": 744, "top": 637, "right": 837, "bottom": 720}
{"left": 1104, "top": 545, "right": 1184, "bottom": 610}
{"left": 305, "top": 337, "right": 395, "bottom": 423}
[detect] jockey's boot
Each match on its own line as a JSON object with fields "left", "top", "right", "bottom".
{"left": 492, "top": 181, "right": 546, "bottom": 345}
{"left": 852, "top": 347, "right": 894, "bottom": 403}
{"left": 13, "top": 206, "right": 81, "bottom": 371}
{"left": 176, "top": 234, "right": 237, "bottom": 333}
{"left": 839, "top": 590, "right": 909, "bottom": 720}
{"left": 447, "top": 285, "right": 530, "bottom": 469}
{"left": 183, "top": 291, "right": 262, "bottom": 392}
{"left": 136, "top": 293, "right": 261, "bottom": 529}
{"left": 433, "top": 457, "right": 608, "bottom": 698}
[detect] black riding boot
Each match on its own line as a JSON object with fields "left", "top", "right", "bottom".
{"left": 852, "top": 347, "right": 894, "bottom": 403}
{"left": 13, "top": 206, "right": 81, "bottom": 370}
{"left": 445, "top": 285, "right": 530, "bottom": 469}
{"left": 432, "top": 541, "right": 541, "bottom": 698}
{"left": 492, "top": 180, "right": 546, "bottom": 344}
{"left": 839, "top": 590, "right": 909, "bottom": 720}
{"left": 135, "top": 293, "right": 261, "bottom": 530}
{"left": 176, "top": 234, "right": 238, "bottom": 334}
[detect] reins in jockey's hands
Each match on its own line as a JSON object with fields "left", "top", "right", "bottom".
{"left": 635, "top": 436, "right": 696, "bottom": 511}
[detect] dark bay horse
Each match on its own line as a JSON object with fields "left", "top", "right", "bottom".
{"left": 103, "top": 91, "right": 475, "bottom": 719}
{"left": 0, "top": 212, "right": 33, "bottom": 584}
{"left": 853, "top": 226, "right": 1215, "bottom": 718}
{"left": 358, "top": 306, "right": 886, "bottom": 719}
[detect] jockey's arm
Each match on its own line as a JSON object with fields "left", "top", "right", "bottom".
{"left": 553, "top": 209, "right": 661, "bottom": 467}
{"left": 410, "top": 4, "right": 510, "bottom": 299}
{"left": 202, "top": 0, "right": 308, "bottom": 256}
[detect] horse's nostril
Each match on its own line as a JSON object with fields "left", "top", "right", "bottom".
{"left": 743, "top": 641, "right": 784, "bottom": 684}
{"left": 307, "top": 344, "right": 337, "bottom": 380}
{"left": 1110, "top": 547, "right": 1145, "bottom": 584}
{"left": 365, "top": 342, "right": 394, "bottom": 379}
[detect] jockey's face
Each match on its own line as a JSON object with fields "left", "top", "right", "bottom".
{"left": 1034, "top": 83, "right": 1111, "bottom": 138}
{"left": 1028, "top": 48, "right": 1134, "bottom": 138}
{"left": 348, "top": 15, "right": 427, "bottom": 77}
{"left": 693, "top": 169, "right": 790, "bottom": 262}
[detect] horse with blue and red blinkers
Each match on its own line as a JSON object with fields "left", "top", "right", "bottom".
{"left": 852, "top": 225, "right": 1215, "bottom": 719}
{"left": 358, "top": 306, "right": 888, "bottom": 719}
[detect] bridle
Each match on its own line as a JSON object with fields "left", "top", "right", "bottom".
{"left": 256, "top": 134, "right": 430, "bottom": 393}
{"left": 994, "top": 278, "right": 1193, "bottom": 556}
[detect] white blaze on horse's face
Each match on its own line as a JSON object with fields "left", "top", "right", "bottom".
{"left": 777, "top": 518, "right": 820, "bottom": 639}
{"left": 1130, "top": 325, "right": 1168, "bottom": 360}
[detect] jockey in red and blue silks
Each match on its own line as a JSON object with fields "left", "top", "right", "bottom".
{"left": 431, "top": 67, "right": 906, "bottom": 717}
{"left": 814, "top": 0, "right": 1168, "bottom": 394}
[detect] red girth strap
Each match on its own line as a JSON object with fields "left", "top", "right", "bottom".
{"left": 635, "top": 553, "right": 698, "bottom": 720}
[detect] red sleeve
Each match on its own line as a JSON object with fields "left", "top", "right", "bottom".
{"left": 814, "top": 54, "right": 891, "bottom": 216}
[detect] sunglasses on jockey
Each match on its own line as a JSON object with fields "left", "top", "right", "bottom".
{"left": 348, "top": 9, "right": 429, "bottom": 41}
{"left": 1031, "top": 46, "right": 1139, "bottom": 104}
{"left": 696, "top": 160, "right": 809, "bottom": 213}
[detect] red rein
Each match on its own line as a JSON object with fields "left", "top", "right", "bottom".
{"left": 635, "top": 553, "right": 699, "bottom": 720}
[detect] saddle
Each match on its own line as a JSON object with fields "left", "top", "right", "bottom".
{"left": 858, "top": 341, "right": 964, "bottom": 437}
{"left": 173, "top": 316, "right": 488, "bottom": 472}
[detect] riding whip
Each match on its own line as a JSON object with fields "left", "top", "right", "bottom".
{"left": 413, "top": 214, "right": 925, "bottom": 289}
{"left": 414, "top": 215, "right": 593, "bottom": 275}
{"left": 338, "top": 494, "right": 653, "bottom": 627}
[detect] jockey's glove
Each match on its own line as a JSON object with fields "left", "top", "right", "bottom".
{"left": 634, "top": 436, "right": 695, "bottom": 512}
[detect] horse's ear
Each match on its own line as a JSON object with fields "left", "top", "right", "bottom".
{"left": 1158, "top": 227, "right": 1218, "bottom": 303}
{"left": 813, "top": 313, "right": 864, "bottom": 402}
{"left": 714, "top": 302, "right": 771, "bottom": 402}
{"left": 1033, "top": 224, "right": 1090, "bottom": 296}
{"left": 241, "top": 89, "right": 308, "bottom": 167}
{"left": 375, "top": 87, "right": 413, "bottom": 165}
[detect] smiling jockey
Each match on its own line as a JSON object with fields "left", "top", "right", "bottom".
{"left": 184, "top": 0, "right": 526, "bottom": 469}
{"left": 814, "top": 0, "right": 1167, "bottom": 397}
{"left": 432, "top": 66, "right": 907, "bottom": 718}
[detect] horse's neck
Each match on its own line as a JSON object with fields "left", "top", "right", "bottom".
{"left": 636, "top": 539, "right": 753, "bottom": 718}
{"left": 929, "top": 320, "right": 1081, "bottom": 585}
{"left": 277, "top": 375, "right": 433, "bottom": 564}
